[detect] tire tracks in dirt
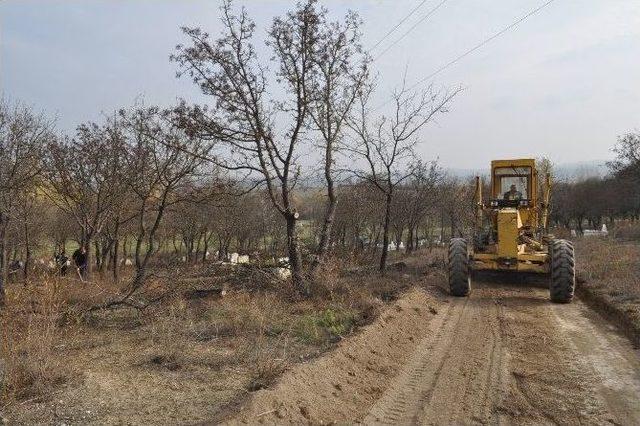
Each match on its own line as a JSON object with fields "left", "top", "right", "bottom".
{"left": 226, "top": 278, "right": 640, "bottom": 425}
{"left": 550, "top": 299, "right": 640, "bottom": 424}
{"left": 365, "top": 286, "right": 509, "bottom": 425}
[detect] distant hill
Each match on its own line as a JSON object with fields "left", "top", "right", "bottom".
{"left": 553, "top": 160, "right": 609, "bottom": 180}
{"left": 446, "top": 160, "right": 610, "bottom": 181}
{"left": 292, "top": 160, "right": 611, "bottom": 189}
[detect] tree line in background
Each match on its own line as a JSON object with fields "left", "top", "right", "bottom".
{"left": 1, "top": 0, "right": 638, "bottom": 305}
{"left": 550, "top": 132, "right": 640, "bottom": 232}
{"left": 0, "top": 91, "right": 473, "bottom": 302}
{"left": 0, "top": 1, "right": 461, "bottom": 303}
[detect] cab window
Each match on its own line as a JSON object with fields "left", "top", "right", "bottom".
{"left": 494, "top": 167, "right": 530, "bottom": 198}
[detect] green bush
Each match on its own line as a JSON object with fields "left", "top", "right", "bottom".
{"left": 294, "top": 308, "right": 356, "bottom": 344}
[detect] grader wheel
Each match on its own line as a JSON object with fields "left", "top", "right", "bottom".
{"left": 448, "top": 238, "right": 470, "bottom": 297}
{"left": 549, "top": 239, "right": 575, "bottom": 303}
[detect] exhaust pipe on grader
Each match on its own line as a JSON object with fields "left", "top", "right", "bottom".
{"left": 447, "top": 159, "right": 575, "bottom": 303}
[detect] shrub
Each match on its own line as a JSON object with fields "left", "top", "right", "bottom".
{"left": 1, "top": 284, "right": 73, "bottom": 402}
{"left": 613, "top": 221, "right": 640, "bottom": 241}
{"left": 246, "top": 357, "right": 286, "bottom": 392}
{"left": 294, "top": 307, "right": 357, "bottom": 344}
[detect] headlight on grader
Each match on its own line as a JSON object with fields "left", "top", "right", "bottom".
{"left": 519, "top": 200, "right": 529, "bottom": 207}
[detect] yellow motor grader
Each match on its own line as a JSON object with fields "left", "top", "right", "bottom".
{"left": 447, "top": 158, "right": 575, "bottom": 303}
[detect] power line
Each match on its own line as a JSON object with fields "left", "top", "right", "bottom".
{"left": 373, "top": 0, "right": 450, "bottom": 62}
{"left": 369, "top": 0, "right": 430, "bottom": 52}
{"left": 375, "top": 0, "right": 557, "bottom": 110}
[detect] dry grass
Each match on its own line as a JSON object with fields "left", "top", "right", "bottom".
{"left": 244, "top": 334, "right": 289, "bottom": 392}
{"left": 0, "top": 249, "right": 442, "bottom": 423}
{"left": 0, "top": 274, "right": 139, "bottom": 408}
{"left": 612, "top": 221, "right": 640, "bottom": 242}
{"left": 574, "top": 228, "right": 640, "bottom": 344}
{"left": 577, "top": 237, "right": 640, "bottom": 300}
{"left": 0, "top": 281, "right": 77, "bottom": 403}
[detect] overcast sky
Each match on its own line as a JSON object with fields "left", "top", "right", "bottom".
{"left": 2, "top": 0, "right": 639, "bottom": 169}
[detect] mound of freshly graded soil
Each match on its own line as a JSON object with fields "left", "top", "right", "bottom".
{"left": 222, "top": 286, "right": 442, "bottom": 424}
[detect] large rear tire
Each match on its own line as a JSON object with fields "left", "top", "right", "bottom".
{"left": 448, "top": 238, "right": 471, "bottom": 297}
{"left": 549, "top": 239, "right": 575, "bottom": 303}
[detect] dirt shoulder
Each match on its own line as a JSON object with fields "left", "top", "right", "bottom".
{"left": 578, "top": 279, "right": 640, "bottom": 346}
{"left": 574, "top": 238, "right": 640, "bottom": 346}
{"left": 222, "top": 286, "right": 444, "bottom": 425}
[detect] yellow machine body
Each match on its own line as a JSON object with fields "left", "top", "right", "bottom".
{"left": 497, "top": 209, "right": 520, "bottom": 258}
{"left": 470, "top": 158, "right": 550, "bottom": 273}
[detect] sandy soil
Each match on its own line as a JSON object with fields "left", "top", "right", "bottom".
{"left": 224, "top": 286, "right": 442, "bottom": 425}
{"left": 228, "top": 277, "right": 640, "bottom": 425}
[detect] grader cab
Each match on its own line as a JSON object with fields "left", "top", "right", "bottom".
{"left": 447, "top": 159, "right": 575, "bottom": 303}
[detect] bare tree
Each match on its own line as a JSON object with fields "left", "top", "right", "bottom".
{"left": 172, "top": 0, "right": 364, "bottom": 295}
{"left": 328, "top": 180, "right": 385, "bottom": 252}
{"left": 404, "top": 160, "right": 442, "bottom": 253}
{"left": 0, "top": 100, "right": 50, "bottom": 303}
{"left": 438, "top": 175, "right": 475, "bottom": 240}
{"left": 14, "top": 189, "right": 49, "bottom": 278}
{"left": 306, "top": 7, "right": 369, "bottom": 273}
{"left": 346, "top": 80, "right": 459, "bottom": 272}
{"left": 45, "top": 116, "right": 129, "bottom": 279}
{"left": 169, "top": 180, "right": 226, "bottom": 264}
{"left": 609, "top": 131, "right": 640, "bottom": 182}
{"left": 119, "top": 107, "right": 213, "bottom": 293}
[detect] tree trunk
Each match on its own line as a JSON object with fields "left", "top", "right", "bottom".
{"left": 130, "top": 197, "right": 169, "bottom": 293}
{"left": 394, "top": 228, "right": 403, "bottom": 253}
{"left": 131, "top": 233, "right": 155, "bottom": 294}
{"left": 311, "top": 177, "right": 338, "bottom": 274}
{"left": 450, "top": 216, "right": 455, "bottom": 240}
{"left": 99, "top": 239, "right": 112, "bottom": 273}
{"left": 94, "top": 239, "right": 101, "bottom": 272}
{"left": 112, "top": 219, "right": 120, "bottom": 283}
{"left": 0, "top": 216, "right": 7, "bottom": 305}
{"left": 84, "top": 236, "right": 93, "bottom": 280}
{"left": 286, "top": 214, "right": 306, "bottom": 296}
{"left": 122, "top": 236, "right": 128, "bottom": 267}
{"left": 23, "top": 220, "right": 31, "bottom": 279}
{"left": 380, "top": 192, "right": 392, "bottom": 273}
{"left": 372, "top": 227, "right": 381, "bottom": 254}
{"left": 406, "top": 227, "right": 414, "bottom": 254}
{"left": 131, "top": 267, "right": 146, "bottom": 295}
{"left": 217, "top": 237, "right": 224, "bottom": 260}
{"left": 202, "top": 231, "right": 209, "bottom": 263}
{"left": 185, "top": 237, "right": 193, "bottom": 263}
{"left": 195, "top": 233, "right": 202, "bottom": 263}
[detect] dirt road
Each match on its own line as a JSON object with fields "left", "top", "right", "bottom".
{"left": 232, "top": 277, "right": 640, "bottom": 425}
{"left": 365, "top": 277, "right": 640, "bottom": 425}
